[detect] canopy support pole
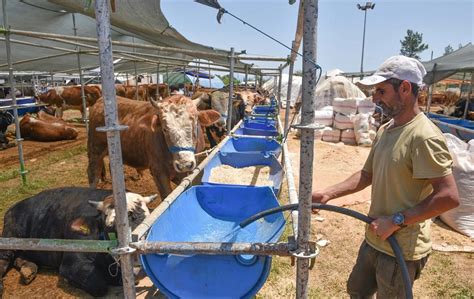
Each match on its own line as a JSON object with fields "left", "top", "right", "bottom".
{"left": 463, "top": 72, "right": 473, "bottom": 119}
{"left": 226, "top": 47, "right": 235, "bottom": 135}
{"left": 426, "top": 63, "right": 437, "bottom": 114}
{"left": 1, "top": 0, "right": 27, "bottom": 184}
{"left": 72, "top": 13, "right": 89, "bottom": 132}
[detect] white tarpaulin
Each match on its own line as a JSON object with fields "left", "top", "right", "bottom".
{"left": 263, "top": 74, "right": 302, "bottom": 108}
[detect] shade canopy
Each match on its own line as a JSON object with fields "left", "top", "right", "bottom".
{"left": 423, "top": 43, "right": 474, "bottom": 85}
{"left": 0, "top": 0, "right": 252, "bottom": 75}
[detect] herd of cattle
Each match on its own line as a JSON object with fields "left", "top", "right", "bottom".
{"left": 0, "top": 84, "right": 271, "bottom": 296}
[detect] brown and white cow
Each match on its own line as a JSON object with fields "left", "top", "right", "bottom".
{"left": 87, "top": 95, "right": 220, "bottom": 198}
{"left": 19, "top": 114, "right": 78, "bottom": 142}
{"left": 147, "top": 83, "right": 169, "bottom": 100}
{"left": 36, "top": 86, "right": 102, "bottom": 118}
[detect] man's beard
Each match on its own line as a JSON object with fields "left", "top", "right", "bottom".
{"left": 379, "top": 97, "right": 404, "bottom": 118}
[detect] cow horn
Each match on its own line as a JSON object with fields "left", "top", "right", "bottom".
{"left": 88, "top": 200, "right": 103, "bottom": 211}
{"left": 149, "top": 96, "right": 161, "bottom": 109}
{"left": 144, "top": 194, "right": 159, "bottom": 203}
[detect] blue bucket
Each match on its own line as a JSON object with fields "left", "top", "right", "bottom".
{"left": 201, "top": 152, "right": 283, "bottom": 195}
{"left": 140, "top": 185, "right": 286, "bottom": 299}
{"left": 220, "top": 137, "right": 281, "bottom": 157}
{"left": 0, "top": 97, "right": 38, "bottom": 116}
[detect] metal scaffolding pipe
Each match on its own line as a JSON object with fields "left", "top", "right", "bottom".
{"left": 0, "top": 237, "right": 116, "bottom": 253}
{"left": 0, "top": 52, "right": 79, "bottom": 68}
{"left": 297, "top": 0, "right": 319, "bottom": 297}
{"left": 72, "top": 13, "right": 89, "bottom": 132}
{"left": 277, "top": 64, "right": 283, "bottom": 105}
{"left": 244, "top": 65, "right": 248, "bottom": 88}
{"left": 93, "top": 2, "right": 135, "bottom": 298}
{"left": 238, "top": 55, "right": 288, "bottom": 62}
{"left": 2, "top": 0, "right": 27, "bottom": 184}
{"left": 278, "top": 118, "right": 299, "bottom": 237}
{"left": 227, "top": 47, "right": 235, "bottom": 135}
{"left": 463, "top": 72, "right": 473, "bottom": 119}
{"left": 284, "top": 42, "right": 296, "bottom": 139}
{"left": 3, "top": 28, "right": 234, "bottom": 59}
{"left": 131, "top": 241, "right": 295, "bottom": 256}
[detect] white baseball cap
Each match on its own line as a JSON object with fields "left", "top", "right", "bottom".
{"left": 359, "top": 55, "right": 427, "bottom": 86}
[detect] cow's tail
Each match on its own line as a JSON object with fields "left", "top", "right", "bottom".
{"left": 0, "top": 212, "right": 18, "bottom": 295}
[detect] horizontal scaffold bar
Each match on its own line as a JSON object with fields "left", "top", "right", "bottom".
{"left": 131, "top": 241, "right": 295, "bottom": 256}
{"left": 0, "top": 237, "right": 117, "bottom": 253}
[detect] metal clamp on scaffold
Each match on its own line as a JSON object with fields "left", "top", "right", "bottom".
{"left": 95, "top": 124, "right": 128, "bottom": 132}
{"left": 290, "top": 123, "right": 326, "bottom": 131}
{"left": 110, "top": 245, "right": 136, "bottom": 256}
{"left": 289, "top": 237, "right": 319, "bottom": 270}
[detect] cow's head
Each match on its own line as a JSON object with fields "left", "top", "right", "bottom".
{"left": 89, "top": 192, "right": 158, "bottom": 231}
{"left": 150, "top": 95, "right": 220, "bottom": 173}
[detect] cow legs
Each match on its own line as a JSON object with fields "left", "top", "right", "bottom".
{"left": 87, "top": 152, "right": 107, "bottom": 188}
{"left": 13, "top": 257, "right": 38, "bottom": 285}
{"left": 0, "top": 250, "right": 14, "bottom": 296}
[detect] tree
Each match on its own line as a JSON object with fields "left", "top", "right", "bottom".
{"left": 444, "top": 45, "right": 454, "bottom": 56}
{"left": 399, "top": 29, "right": 429, "bottom": 59}
{"left": 458, "top": 43, "right": 464, "bottom": 49}
{"left": 218, "top": 74, "right": 240, "bottom": 86}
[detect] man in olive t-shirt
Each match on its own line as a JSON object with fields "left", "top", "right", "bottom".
{"left": 312, "top": 55, "right": 459, "bottom": 298}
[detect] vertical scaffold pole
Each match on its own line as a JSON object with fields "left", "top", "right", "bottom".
{"left": 156, "top": 62, "right": 160, "bottom": 99}
{"left": 277, "top": 64, "right": 283, "bottom": 106}
{"left": 244, "top": 65, "right": 248, "bottom": 88}
{"left": 227, "top": 47, "right": 235, "bottom": 135}
{"left": 93, "top": 1, "right": 136, "bottom": 298}
{"left": 72, "top": 13, "right": 89, "bottom": 132}
{"left": 284, "top": 41, "right": 296, "bottom": 144}
{"left": 2, "top": 0, "right": 27, "bottom": 184}
{"left": 296, "top": 0, "right": 318, "bottom": 297}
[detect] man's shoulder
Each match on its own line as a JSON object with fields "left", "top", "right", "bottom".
{"left": 409, "top": 113, "right": 445, "bottom": 144}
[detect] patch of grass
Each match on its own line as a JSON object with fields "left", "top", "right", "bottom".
{"left": 0, "top": 144, "right": 88, "bottom": 220}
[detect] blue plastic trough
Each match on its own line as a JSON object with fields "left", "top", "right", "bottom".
{"left": 140, "top": 185, "right": 286, "bottom": 299}
{"left": 220, "top": 136, "right": 281, "bottom": 157}
{"left": 244, "top": 117, "right": 277, "bottom": 127}
{"left": 427, "top": 113, "right": 474, "bottom": 141}
{"left": 201, "top": 152, "right": 283, "bottom": 195}
{"left": 252, "top": 105, "right": 278, "bottom": 114}
{"left": 233, "top": 126, "right": 280, "bottom": 137}
{"left": 0, "top": 97, "right": 38, "bottom": 116}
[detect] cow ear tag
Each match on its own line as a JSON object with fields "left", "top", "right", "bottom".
{"left": 70, "top": 218, "right": 90, "bottom": 235}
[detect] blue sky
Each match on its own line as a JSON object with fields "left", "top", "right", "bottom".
{"left": 162, "top": 0, "right": 473, "bottom": 75}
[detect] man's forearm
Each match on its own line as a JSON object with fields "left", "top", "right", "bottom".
{"left": 403, "top": 174, "right": 459, "bottom": 226}
{"left": 323, "top": 170, "right": 372, "bottom": 201}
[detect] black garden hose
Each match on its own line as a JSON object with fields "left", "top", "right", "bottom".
{"left": 239, "top": 203, "right": 413, "bottom": 299}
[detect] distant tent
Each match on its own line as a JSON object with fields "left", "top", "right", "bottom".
{"left": 163, "top": 69, "right": 224, "bottom": 89}
{"left": 262, "top": 74, "right": 302, "bottom": 108}
{"left": 423, "top": 43, "right": 474, "bottom": 85}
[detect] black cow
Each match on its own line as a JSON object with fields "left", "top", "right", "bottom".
{"left": 0, "top": 187, "right": 157, "bottom": 297}
{"left": 0, "top": 111, "right": 14, "bottom": 149}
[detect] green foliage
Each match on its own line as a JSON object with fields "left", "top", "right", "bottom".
{"left": 444, "top": 45, "right": 454, "bottom": 56}
{"left": 218, "top": 74, "right": 240, "bottom": 86}
{"left": 400, "top": 29, "right": 429, "bottom": 59}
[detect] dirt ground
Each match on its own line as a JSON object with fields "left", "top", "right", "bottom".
{"left": 0, "top": 110, "right": 472, "bottom": 298}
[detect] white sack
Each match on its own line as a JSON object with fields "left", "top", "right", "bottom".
{"left": 440, "top": 134, "right": 474, "bottom": 237}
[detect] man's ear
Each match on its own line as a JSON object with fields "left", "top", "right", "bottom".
{"left": 400, "top": 80, "right": 412, "bottom": 95}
